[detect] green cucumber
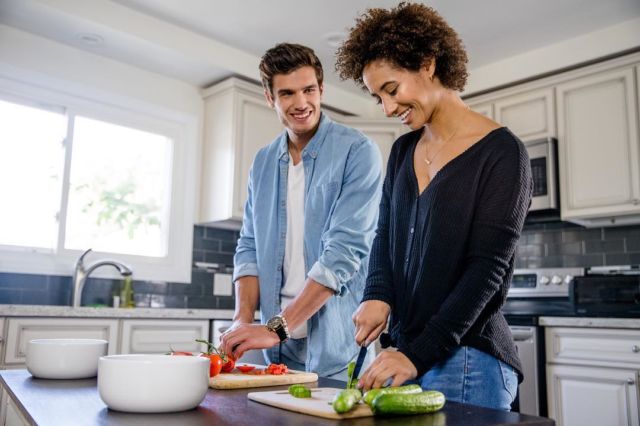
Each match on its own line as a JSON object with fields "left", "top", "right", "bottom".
{"left": 288, "top": 384, "right": 311, "bottom": 398}
{"left": 332, "top": 389, "right": 362, "bottom": 414}
{"left": 372, "top": 390, "right": 445, "bottom": 415}
{"left": 362, "top": 384, "right": 422, "bottom": 406}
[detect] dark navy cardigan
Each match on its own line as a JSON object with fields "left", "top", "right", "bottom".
{"left": 363, "top": 127, "right": 532, "bottom": 381}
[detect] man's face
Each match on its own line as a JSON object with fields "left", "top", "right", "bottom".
{"left": 265, "top": 66, "right": 323, "bottom": 144}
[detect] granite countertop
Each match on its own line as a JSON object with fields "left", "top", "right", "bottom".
{"left": 0, "top": 369, "right": 554, "bottom": 426}
{"left": 0, "top": 304, "right": 240, "bottom": 320}
{"left": 539, "top": 316, "right": 640, "bottom": 328}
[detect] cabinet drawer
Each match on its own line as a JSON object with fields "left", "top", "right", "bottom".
{"left": 120, "top": 319, "right": 209, "bottom": 354}
{"left": 546, "top": 327, "right": 640, "bottom": 368}
{"left": 5, "top": 318, "right": 118, "bottom": 365}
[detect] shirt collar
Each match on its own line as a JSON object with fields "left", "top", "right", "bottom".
{"left": 277, "top": 112, "right": 332, "bottom": 161}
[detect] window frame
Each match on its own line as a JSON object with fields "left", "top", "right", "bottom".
{"left": 0, "top": 75, "right": 198, "bottom": 283}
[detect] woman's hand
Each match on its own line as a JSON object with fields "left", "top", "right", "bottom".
{"left": 352, "top": 300, "right": 391, "bottom": 346}
{"left": 358, "top": 351, "right": 418, "bottom": 391}
{"left": 219, "top": 323, "right": 279, "bottom": 360}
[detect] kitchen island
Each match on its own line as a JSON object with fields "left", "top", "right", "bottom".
{"left": 0, "top": 369, "right": 554, "bottom": 426}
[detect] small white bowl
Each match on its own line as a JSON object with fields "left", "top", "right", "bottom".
{"left": 26, "top": 339, "right": 108, "bottom": 379}
{"left": 98, "top": 354, "right": 209, "bottom": 413}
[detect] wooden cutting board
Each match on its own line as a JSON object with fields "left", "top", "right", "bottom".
{"left": 247, "top": 387, "right": 374, "bottom": 419}
{"left": 209, "top": 364, "right": 318, "bottom": 389}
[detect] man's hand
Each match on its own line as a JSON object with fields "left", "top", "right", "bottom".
{"left": 219, "top": 323, "right": 279, "bottom": 360}
{"left": 357, "top": 351, "right": 418, "bottom": 391}
{"left": 353, "top": 300, "right": 391, "bottom": 346}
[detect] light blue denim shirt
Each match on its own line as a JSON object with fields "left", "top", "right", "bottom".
{"left": 233, "top": 113, "right": 382, "bottom": 377}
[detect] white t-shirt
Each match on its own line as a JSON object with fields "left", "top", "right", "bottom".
{"left": 280, "top": 157, "right": 307, "bottom": 338}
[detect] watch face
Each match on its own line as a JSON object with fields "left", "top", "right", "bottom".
{"left": 267, "top": 316, "right": 281, "bottom": 329}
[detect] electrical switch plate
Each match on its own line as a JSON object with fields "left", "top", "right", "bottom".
{"left": 213, "top": 273, "right": 233, "bottom": 296}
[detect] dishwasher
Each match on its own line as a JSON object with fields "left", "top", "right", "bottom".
{"left": 510, "top": 324, "right": 542, "bottom": 416}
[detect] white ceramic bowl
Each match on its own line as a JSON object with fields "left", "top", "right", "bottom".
{"left": 26, "top": 338, "right": 108, "bottom": 379}
{"left": 98, "top": 354, "right": 209, "bottom": 413}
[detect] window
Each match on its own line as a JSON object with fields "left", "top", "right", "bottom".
{"left": 0, "top": 81, "right": 196, "bottom": 283}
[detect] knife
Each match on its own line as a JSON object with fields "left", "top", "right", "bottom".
{"left": 351, "top": 345, "right": 368, "bottom": 382}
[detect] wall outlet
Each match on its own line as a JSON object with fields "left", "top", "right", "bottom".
{"left": 213, "top": 273, "right": 233, "bottom": 297}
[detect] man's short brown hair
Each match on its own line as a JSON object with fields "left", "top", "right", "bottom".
{"left": 259, "top": 43, "right": 324, "bottom": 95}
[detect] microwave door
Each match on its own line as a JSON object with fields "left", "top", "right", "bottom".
{"left": 526, "top": 138, "right": 558, "bottom": 211}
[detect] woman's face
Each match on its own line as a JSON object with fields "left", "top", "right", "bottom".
{"left": 362, "top": 59, "right": 436, "bottom": 130}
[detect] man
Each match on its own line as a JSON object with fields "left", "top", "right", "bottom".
{"left": 219, "top": 43, "right": 382, "bottom": 380}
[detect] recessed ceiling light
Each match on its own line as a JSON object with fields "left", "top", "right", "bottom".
{"left": 324, "top": 32, "right": 347, "bottom": 48}
{"left": 76, "top": 33, "right": 104, "bottom": 47}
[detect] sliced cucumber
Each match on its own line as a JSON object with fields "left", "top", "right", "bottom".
{"left": 332, "top": 388, "right": 362, "bottom": 414}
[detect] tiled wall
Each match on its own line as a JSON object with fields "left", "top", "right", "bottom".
{"left": 516, "top": 222, "right": 640, "bottom": 269}
{"left": 2, "top": 222, "right": 640, "bottom": 307}
{"left": 0, "top": 225, "right": 239, "bottom": 309}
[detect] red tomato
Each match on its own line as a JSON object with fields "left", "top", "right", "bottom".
{"left": 265, "top": 363, "right": 288, "bottom": 375}
{"left": 221, "top": 355, "right": 236, "bottom": 373}
{"left": 237, "top": 365, "right": 256, "bottom": 373}
{"left": 201, "top": 353, "right": 223, "bottom": 377}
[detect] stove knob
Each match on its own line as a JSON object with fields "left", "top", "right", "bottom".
{"left": 551, "top": 275, "right": 563, "bottom": 285}
{"left": 539, "top": 275, "right": 550, "bottom": 285}
{"left": 564, "top": 275, "right": 574, "bottom": 284}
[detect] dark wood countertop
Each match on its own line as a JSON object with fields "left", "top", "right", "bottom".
{"left": 0, "top": 369, "right": 554, "bottom": 426}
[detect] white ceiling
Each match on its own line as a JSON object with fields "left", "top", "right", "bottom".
{"left": 1, "top": 0, "right": 639, "bottom": 98}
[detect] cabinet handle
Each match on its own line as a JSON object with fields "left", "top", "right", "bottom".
{"left": 632, "top": 345, "right": 640, "bottom": 353}
{"left": 628, "top": 378, "right": 636, "bottom": 385}
{"left": 633, "top": 199, "right": 640, "bottom": 206}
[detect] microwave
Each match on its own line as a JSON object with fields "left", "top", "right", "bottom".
{"left": 524, "top": 137, "right": 559, "bottom": 212}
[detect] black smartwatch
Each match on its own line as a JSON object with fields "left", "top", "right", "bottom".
{"left": 266, "top": 315, "right": 290, "bottom": 343}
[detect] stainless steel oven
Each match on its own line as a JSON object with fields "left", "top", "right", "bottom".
{"left": 524, "top": 137, "right": 559, "bottom": 212}
{"left": 504, "top": 267, "right": 584, "bottom": 417}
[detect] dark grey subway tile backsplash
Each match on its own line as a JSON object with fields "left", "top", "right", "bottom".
{"left": 2, "top": 222, "right": 640, "bottom": 307}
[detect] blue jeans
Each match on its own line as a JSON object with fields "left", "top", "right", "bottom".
{"left": 407, "top": 346, "right": 518, "bottom": 411}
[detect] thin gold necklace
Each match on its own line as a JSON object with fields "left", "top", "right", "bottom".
{"left": 422, "top": 121, "right": 463, "bottom": 165}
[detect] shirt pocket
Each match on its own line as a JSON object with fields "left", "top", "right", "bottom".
{"left": 307, "top": 181, "right": 340, "bottom": 220}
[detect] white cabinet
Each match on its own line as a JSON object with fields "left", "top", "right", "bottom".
{"left": 200, "top": 78, "right": 283, "bottom": 223}
{"left": 3, "top": 318, "right": 118, "bottom": 366}
{"left": 466, "top": 87, "right": 555, "bottom": 141}
{"left": 467, "top": 100, "right": 494, "bottom": 119}
{"left": 3, "top": 395, "right": 28, "bottom": 426}
{"left": 546, "top": 327, "right": 640, "bottom": 426}
{"left": 120, "top": 319, "right": 209, "bottom": 354}
{"left": 556, "top": 66, "right": 640, "bottom": 226}
{"left": 494, "top": 87, "right": 555, "bottom": 141}
{"left": 339, "top": 118, "right": 405, "bottom": 175}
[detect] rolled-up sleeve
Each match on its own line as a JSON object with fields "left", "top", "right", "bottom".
{"left": 233, "top": 162, "right": 258, "bottom": 282}
{"left": 307, "top": 139, "right": 382, "bottom": 294}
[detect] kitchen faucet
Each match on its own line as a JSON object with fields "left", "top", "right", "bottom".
{"left": 71, "top": 248, "right": 133, "bottom": 308}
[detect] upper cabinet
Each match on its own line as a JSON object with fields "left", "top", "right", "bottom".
{"left": 200, "top": 78, "right": 283, "bottom": 223}
{"left": 465, "top": 52, "right": 640, "bottom": 227}
{"left": 556, "top": 65, "right": 640, "bottom": 226}
{"left": 494, "top": 87, "right": 555, "bottom": 141}
{"left": 468, "top": 87, "right": 555, "bottom": 141}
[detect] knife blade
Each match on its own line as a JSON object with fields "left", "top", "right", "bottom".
{"left": 351, "top": 345, "right": 368, "bottom": 382}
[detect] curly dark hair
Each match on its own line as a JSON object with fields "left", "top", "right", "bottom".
{"left": 335, "top": 2, "right": 468, "bottom": 92}
{"left": 259, "top": 43, "right": 323, "bottom": 95}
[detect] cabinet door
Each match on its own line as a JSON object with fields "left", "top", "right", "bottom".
{"left": 547, "top": 364, "right": 639, "bottom": 426}
{"left": 557, "top": 66, "right": 640, "bottom": 220}
{"left": 4, "top": 318, "right": 118, "bottom": 365}
{"left": 494, "top": 87, "right": 556, "bottom": 141}
{"left": 120, "top": 319, "right": 209, "bottom": 354}
{"left": 232, "top": 92, "right": 283, "bottom": 219}
{"left": 468, "top": 101, "right": 494, "bottom": 119}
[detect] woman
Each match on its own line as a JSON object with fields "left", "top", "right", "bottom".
{"left": 335, "top": 3, "right": 532, "bottom": 411}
